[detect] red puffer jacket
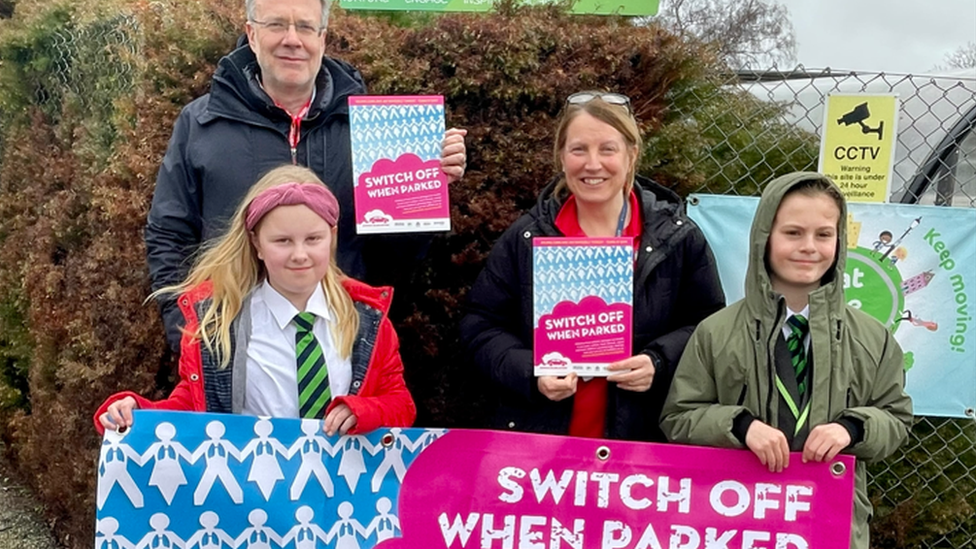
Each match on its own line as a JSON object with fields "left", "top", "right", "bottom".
{"left": 94, "top": 278, "right": 416, "bottom": 434}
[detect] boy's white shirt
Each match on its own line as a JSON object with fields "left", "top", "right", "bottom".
{"left": 781, "top": 304, "right": 812, "bottom": 351}
{"left": 242, "top": 280, "right": 353, "bottom": 417}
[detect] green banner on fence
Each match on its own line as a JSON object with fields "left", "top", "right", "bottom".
{"left": 339, "top": 0, "right": 659, "bottom": 16}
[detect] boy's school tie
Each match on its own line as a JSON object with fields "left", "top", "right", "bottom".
{"left": 786, "top": 314, "right": 810, "bottom": 397}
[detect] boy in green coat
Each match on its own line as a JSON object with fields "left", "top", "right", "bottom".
{"left": 661, "top": 172, "right": 913, "bottom": 549}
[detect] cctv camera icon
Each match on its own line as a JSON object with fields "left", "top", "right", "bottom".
{"left": 837, "top": 102, "right": 884, "bottom": 140}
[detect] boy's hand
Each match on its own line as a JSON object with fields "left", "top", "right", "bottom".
{"left": 745, "top": 420, "right": 790, "bottom": 472}
{"left": 99, "top": 396, "right": 138, "bottom": 432}
{"left": 607, "top": 355, "right": 655, "bottom": 392}
{"left": 802, "top": 423, "right": 851, "bottom": 463}
{"left": 538, "top": 374, "right": 578, "bottom": 401}
{"left": 323, "top": 404, "right": 358, "bottom": 437}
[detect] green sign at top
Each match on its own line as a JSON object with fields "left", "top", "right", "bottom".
{"left": 339, "top": 0, "right": 659, "bottom": 16}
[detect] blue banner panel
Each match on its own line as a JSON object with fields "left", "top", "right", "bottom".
{"left": 688, "top": 194, "right": 976, "bottom": 418}
{"left": 95, "top": 411, "right": 436, "bottom": 548}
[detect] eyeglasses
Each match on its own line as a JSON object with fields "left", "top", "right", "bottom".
{"left": 566, "top": 92, "right": 632, "bottom": 112}
{"left": 249, "top": 19, "right": 323, "bottom": 37}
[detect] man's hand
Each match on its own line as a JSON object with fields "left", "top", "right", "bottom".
{"left": 441, "top": 128, "right": 468, "bottom": 183}
{"left": 538, "top": 374, "right": 578, "bottom": 402}
{"left": 606, "top": 354, "right": 655, "bottom": 392}
{"left": 745, "top": 420, "right": 790, "bottom": 472}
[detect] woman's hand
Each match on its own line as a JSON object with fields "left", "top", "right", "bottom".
{"left": 745, "top": 420, "right": 790, "bottom": 472}
{"left": 99, "top": 396, "right": 138, "bottom": 432}
{"left": 323, "top": 404, "right": 358, "bottom": 437}
{"left": 441, "top": 128, "right": 468, "bottom": 184}
{"left": 538, "top": 373, "right": 578, "bottom": 401}
{"left": 607, "top": 354, "right": 655, "bottom": 392}
{"left": 802, "top": 423, "right": 851, "bottom": 463}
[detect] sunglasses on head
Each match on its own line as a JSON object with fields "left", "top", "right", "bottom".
{"left": 566, "top": 91, "right": 632, "bottom": 112}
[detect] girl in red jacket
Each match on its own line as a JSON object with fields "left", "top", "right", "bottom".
{"left": 95, "top": 165, "right": 416, "bottom": 436}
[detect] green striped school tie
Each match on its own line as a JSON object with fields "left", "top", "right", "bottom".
{"left": 293, "top": 312, "right": 331, "bottom": 418}
{"left": 786, "top": 314, "right": 810, "bottom": 397}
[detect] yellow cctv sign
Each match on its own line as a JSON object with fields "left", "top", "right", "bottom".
{"left": 818, "top": 94, "right": 899, "bottom": 202}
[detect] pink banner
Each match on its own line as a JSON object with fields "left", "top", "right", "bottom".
{"left": 379, "top": 430, "right": 855, "bottom": 548}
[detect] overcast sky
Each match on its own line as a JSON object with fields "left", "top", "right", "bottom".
{"left": 776, "top": 0, "right": 976, "bottom": 74}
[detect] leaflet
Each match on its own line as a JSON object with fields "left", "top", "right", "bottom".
{"left": 349, "top": 95, "right": 450, "bottom": 234}
{"left": 533, "top": 237, "right": 633, "bottom": 376}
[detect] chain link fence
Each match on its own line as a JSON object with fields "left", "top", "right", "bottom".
{"left": 684, "top": 68, "right": 976, "bottom": 206}
{"left": 669, "top": 68, "right": 976, "bottom": 548}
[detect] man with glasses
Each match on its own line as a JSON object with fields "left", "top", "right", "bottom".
{"left": 147, "top": 0, "right": 467, "bottom": 353}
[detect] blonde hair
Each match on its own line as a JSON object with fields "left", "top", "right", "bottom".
{"left": 152, "top": 165, "right": 358, "bottom": 367}
{"left": 552, "top": 95, "right": 642, "bottom": 198}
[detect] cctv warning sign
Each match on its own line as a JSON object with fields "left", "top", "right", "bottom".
{"left": 818, "top": 94, "right": 899, "bottom": 202}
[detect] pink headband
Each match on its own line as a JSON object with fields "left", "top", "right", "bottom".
{"left": 245, "top": 182, "right": 340, "bottom": 230}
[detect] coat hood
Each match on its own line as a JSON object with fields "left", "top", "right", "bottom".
{"left": 745, "top": 171, "right": 848, "bottom": 320}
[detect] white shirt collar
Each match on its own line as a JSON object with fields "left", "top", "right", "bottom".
{"left": 786, "top": 304, "right": 811, "bottom": 320}
{"left": 258, "top": 280, "right": 333, "bottom": 330}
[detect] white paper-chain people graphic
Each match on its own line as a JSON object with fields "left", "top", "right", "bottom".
{"left": 337, "top": 435, "right": 373, "bottom": 493}
{"left": 240, "top": 418, "right": 289, "bottom": 500}
{"left": 185, "top": 511, "right": 235, "bottom": 549}
{"left": 328, "top": 501, "right": 367, "bottom": 548}
{"left": 405, "top": 428, "right": 445, "bottom": 453}
{"left": 97, "top": 417, "right": 438, "bottom": 546}
{"left": 234, "top": 509, "right": 283, "bottom": 549}
{"left": 365, "top": 497, "right": 400, "bottom": 541}
{"left": 289, "top": 418, "right": 338, "bottom": 499}
{"left": 141, "top": 422, "right": 192, "bottom": 505}
{"left": 282, "top": 506, "right": 329, "bottom": 549}
{"left": 96, "top": 517, "right": 136, "bottom": 549}
{"left": 191, "top": 421, "right": 243, "bottom": 505}
{"left": 370, "top": 428, "right": 412, "bottom": 492}
{"left": 135, "top": 513, "right": 184, "bottom": 549}
{"left": 98, "top": 429, "right": 145, "bottom": 509}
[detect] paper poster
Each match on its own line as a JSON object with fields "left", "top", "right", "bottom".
{"left": 818, "top": 94, "right": 900, "bottom": 202}
{"left": 349, "top": 95, "right": 450, "bottom": 234}
{"left": 533, "top": 237, "right": 633, "bottom": 377}
{"left": 97, "top": 411, "right": 856, "bottom": 549}
{"left": 688, "top": 194, "right": 976, "bottom": 418}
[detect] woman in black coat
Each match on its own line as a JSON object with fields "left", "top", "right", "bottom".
{"left": 460, "top": 92, "right": 726, "bottom": 442}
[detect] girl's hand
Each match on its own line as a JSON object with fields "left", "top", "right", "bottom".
{"left": 802, "top": 423, "right": 851, "bottom": 463}
{"left": 99, "top": 396, "right": 138, "bottom": 432}
{"left": 323, "top": 404, "right": 358, "bottom": 437}
{"left": 606, "top": 354, "right": 655, "bottom": 392}
{"left": 538, "top": 374, "right": 578, "bottom": 402}
{"left": 745, "top": 420, "right": 790, "bottom": 472}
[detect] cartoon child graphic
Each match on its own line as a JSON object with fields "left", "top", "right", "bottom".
{"left": 872, "top": 230, "right": 893, "bottom": 255}
{"left": 890, "top": 246, "right": 907, "bottom": 265}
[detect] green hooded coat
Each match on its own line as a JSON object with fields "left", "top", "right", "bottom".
{"left": 661, "top": 172, "right": 913, "bottom": 549}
